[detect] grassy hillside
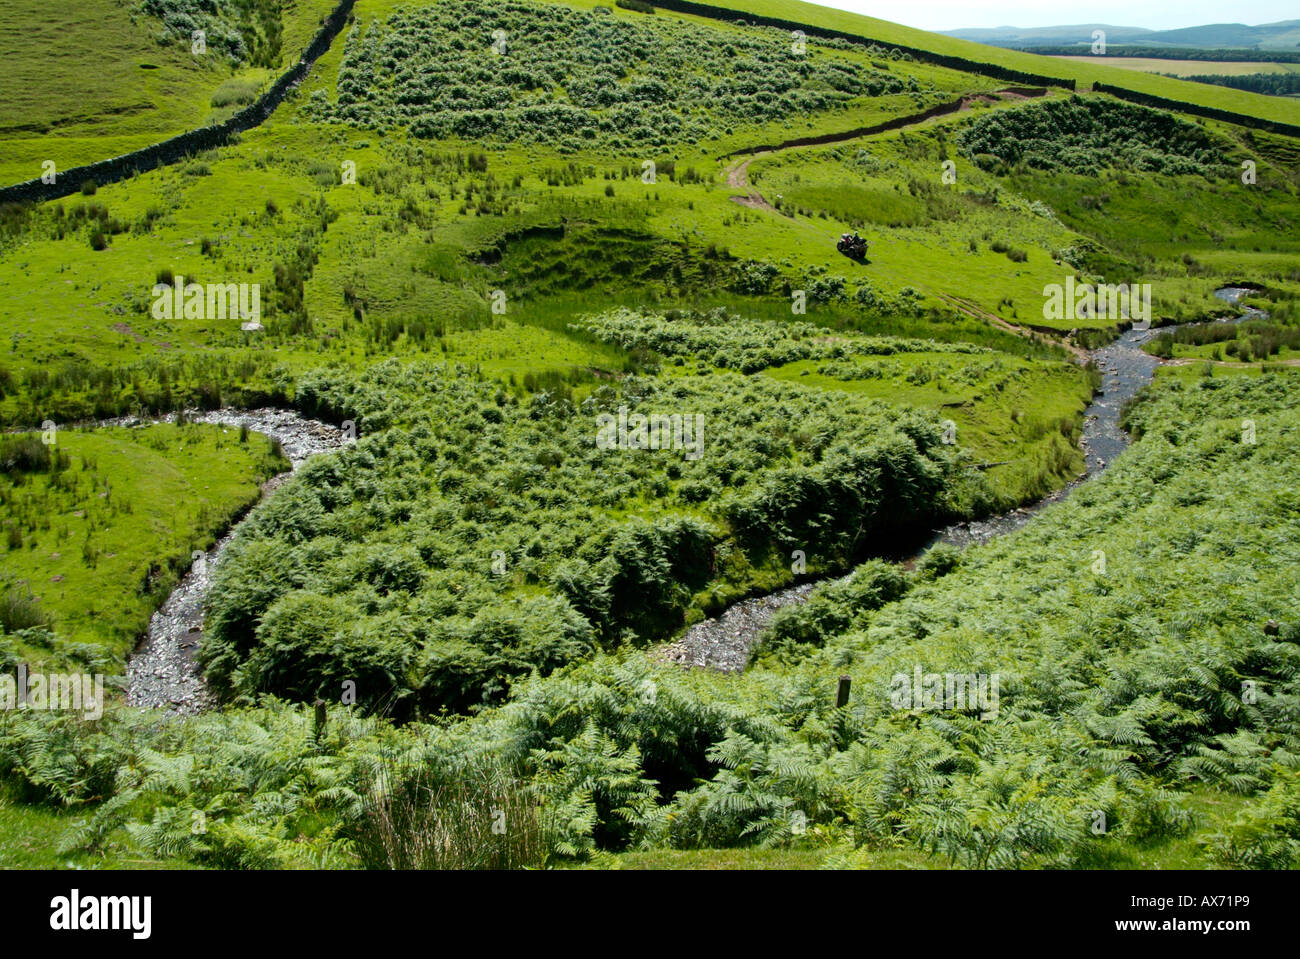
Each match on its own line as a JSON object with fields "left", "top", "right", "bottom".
{"left": 1137, "top": 20, "right": 1300, "bottom": 50}
{"left": 674, "top": 0, "right": 1300, "bottom": 126}
{"left": 1, "top": 424, "right": 288, "bottom": 664}
{"left": 0, "top": 0, "right": 339, "bottom": 185}
{"left": 3, "top": 0, "right": 1296, "bottom": 660}
{"left": 0, "top": 0, "right": 1298, "bottom": 872}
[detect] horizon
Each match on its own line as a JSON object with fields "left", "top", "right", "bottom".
{"left": 814, "top": 1, "right": 1299, "bottom": 34}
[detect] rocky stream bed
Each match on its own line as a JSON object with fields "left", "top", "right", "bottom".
{"left": 121, "top": 289, "right": 1263, "bottom": 706}
{"left": 657, "top": 288, "right": 1260, "bottom": 671}
{"left": 124, "top": 410, "right": 351, "bottom": 714}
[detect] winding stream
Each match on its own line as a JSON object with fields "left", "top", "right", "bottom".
{"left": 121, "top": 289, "right": 1262, "bottom": 707}
{"left": 658, "top": 288, "right": 1260, "bottom": 671}
{"left": 125, "top": 410, "right": 350, "bottom": 714}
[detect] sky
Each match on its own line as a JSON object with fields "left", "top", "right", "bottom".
{"left": 815, "top": 1, "right": 1297, "bottom": 33}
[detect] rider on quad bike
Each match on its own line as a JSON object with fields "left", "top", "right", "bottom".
{"left": 837, "top": 231, "right": 867, "bottom": 259}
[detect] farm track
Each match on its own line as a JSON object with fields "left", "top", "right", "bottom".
{"left": 722, "top": 88, "right": 1046, "bottom": 212}
{"left": 724, "top": 155, "right": 779, "bottom": 213}
{"left": 721, "top": 89, "right": 1096, "bottom": 369}
{"left": 719, "top": 87, "right": 1100, "bottom": 366}
{"left": 936, "top": 293, "right": 1092, "bottom": 363}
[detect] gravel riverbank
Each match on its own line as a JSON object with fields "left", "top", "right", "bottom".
{"left": 124, "top": 409, "right": 350, "bottom": 714}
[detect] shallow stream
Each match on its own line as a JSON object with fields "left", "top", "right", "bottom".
{"left": 658, "top": 288, "right": 1259, "bottom": 670}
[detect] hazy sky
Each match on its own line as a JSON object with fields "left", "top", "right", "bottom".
{"left": 817, "top": 1, "right": 1296, "bottom": 32}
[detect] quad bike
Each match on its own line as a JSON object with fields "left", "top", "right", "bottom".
{"left": 837, "top": 232, "right": 867, "bottom": 259}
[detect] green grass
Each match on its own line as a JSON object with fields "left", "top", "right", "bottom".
{"left": 609, "top": 847, "right": 844, "bottom": 868}
{"left": 0, "top": 797, "right": 196, "bottom": 869}
{"left": 6, "top": 26, "right": 1290, "bottom": 400}
{"left": 0, "top": 423, "right": 287, "bottom": 665}
{"left": 670, "top": 0, "right": 1300, "bottom": 127}
{"left": 605, "top": 787, "right": 1254, "bottom": 869}
{"left": 0, "top": 0, "right": 338, "bottom": 186}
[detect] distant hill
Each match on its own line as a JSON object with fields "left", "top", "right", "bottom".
{"left": 680, "top": 0, "right": 1300, "bottom": 128}
{"left": 943, "top": 24, "right": 1154, "bottom": 47}
{"left": 1145, "top": 20, "right": 1300, "bottom": 49}
{"left": 944, "top": 20, "right": 1300, "bottom": 50}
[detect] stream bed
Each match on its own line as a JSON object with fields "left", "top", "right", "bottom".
{"left": 125, "top": 410, "right": 350, "bottom": 714}
{"left": 121, "top": 290, "right": 1261, "bottom": 705}
{"left": 658, "top": 289, "right": 1257, "bottom": 671}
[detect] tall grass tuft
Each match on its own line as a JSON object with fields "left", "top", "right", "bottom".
{"left": 353, "top": 761, "right": 546, "bottom": 870}
{"left": 0, "top": 586, "right": 48, "bottom": 632}
{"left": 0, "top": 434, "right": 68, "bottom": 474}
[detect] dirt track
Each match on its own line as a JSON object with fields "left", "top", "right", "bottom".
{"left": 724, "top": 155, "right": 778, "bottom": 213}
{"left": 721, "top": 88, "right": 1046, "bottom": 214}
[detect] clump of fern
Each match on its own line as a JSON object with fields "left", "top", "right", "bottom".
{"left": 639, "top": 730, "right": 841, "bottom": 850}
{"left": 0, "top": 710, "right": 126, "bottom": 806}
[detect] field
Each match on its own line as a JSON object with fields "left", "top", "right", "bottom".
{"left": 1, "top": 423, "right": 288, "bottom": 664}
{"left": 0, "top": 0, "right": 341, "bottom": 186}
{"left": 1052, "top": 57, "right": 1300, "bottom": 77}
{"left": 1, "top": 0, "right": 1299, "bottom": 875}
{"left": 667, "top": 0, "right": 1300, "bottom": 128}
